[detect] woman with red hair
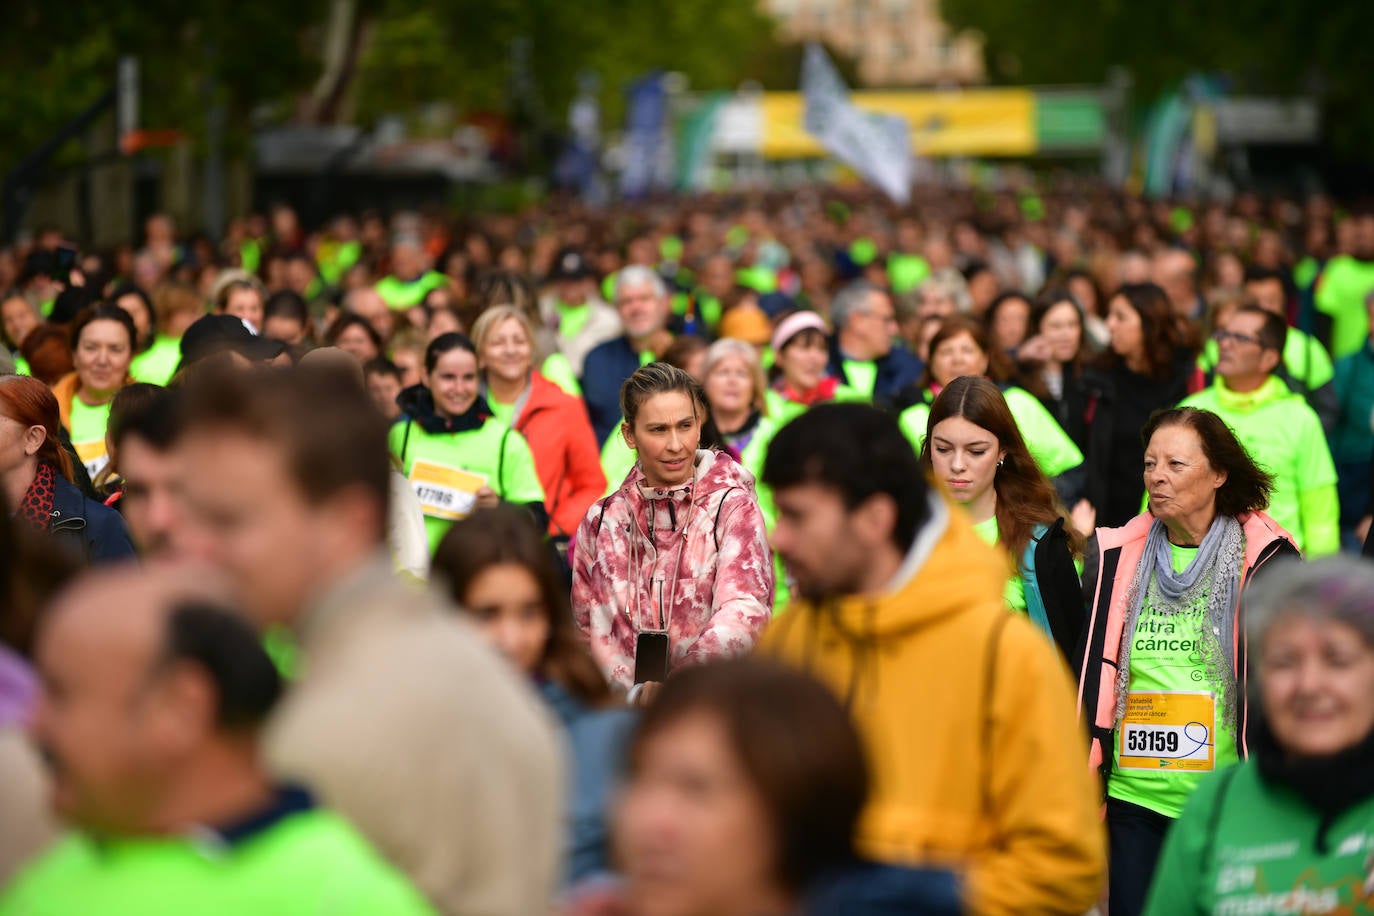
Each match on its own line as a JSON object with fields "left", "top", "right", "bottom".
{"left": 0, "top": 375, "right": 134, "bottom": 562}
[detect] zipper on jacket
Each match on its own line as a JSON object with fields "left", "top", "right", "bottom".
{"left": 654, "top": 575, "right": 666, "bottom": 631}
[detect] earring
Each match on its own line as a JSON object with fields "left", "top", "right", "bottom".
{"left": 997, "top": 458, "right": 1004, "bottom": 468}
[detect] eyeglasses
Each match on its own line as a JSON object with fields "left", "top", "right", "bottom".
{"left": 1212, "top": 329, "right": 1263, "bottom": 347}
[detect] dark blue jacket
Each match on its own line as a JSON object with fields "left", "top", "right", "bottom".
{"left": 538, "top": 680, "right": 636, "bottom": 885}
{"left": 804, "top": 861, "right": 962, "bottom": 915}
{"left": 51, "top": 473, "right": 136, "bottom": 563}
{"left": 826, "top": 338, "right": 924, "bottom": 411}
{"left": 582, "top": 336, "right": 643, "bottom": 445}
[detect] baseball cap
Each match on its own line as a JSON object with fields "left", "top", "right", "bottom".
{"left": 178, "top": 314, "right": 285, "bottom": 373}
{"left": 548, "top": 248, "right": 594, "bottom": 282}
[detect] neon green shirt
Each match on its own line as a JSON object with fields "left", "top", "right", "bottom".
{"left": 1314, "top": 255, "right": 1374, "bottom": 358}
{"left": 317, "top": 239, "right": 362, "bottom": 285}
{"left": 389, "top": 417, "right": 545, "bottom": 554}
{"left": 376, "top": 272, "right": 447, "bottom": 311}
{"left": 130, "top": 335, "right": 183, "bottom": 386}
{"left": 541, "top": 354, "right": 581, "bottom": 397}
{"left": 900, "top": 385, "right": 1083, "bottom": 479}
{"left": 0, "top": 805, "right": 435, "bottom": 915}
{"left": 1181, "top": 375, "right": 1340, "bottom": 555}
{"left": 971, "top": 515, "right": 1026, "bottom": 612}
{"left": 486, "top": 399, "right": 515, "bottom": 427}
{"left": 13, "top": 355, "right": 30, "bottom": 376}
{"left": 69, "top": 396, "right": 114, "bottom": 480}
{"left": 554, "top": 301, "right": 593, "bottom": 341}
{"left": 1108, "top": 543, "right": 1239, "bottom": 819}
{"left": 887, "top": 253, "right": 931, "bottom": 294}
{"left": 841, "top": 359, "right": 879, "bottom": 399}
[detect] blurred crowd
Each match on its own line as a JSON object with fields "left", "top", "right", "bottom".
{"left": 1, "top": 182, "right": 1373, "bottom": 915}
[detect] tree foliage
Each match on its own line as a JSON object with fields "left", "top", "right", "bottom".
{"left": 941, "top": 0, "right": 1374, "bottom": 156}
{"left": 0, "top": 0, "right": 326, "bottom": 176}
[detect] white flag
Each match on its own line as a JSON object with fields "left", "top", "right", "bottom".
{"left": 802, "top": 43, "right": 912, "bottom": 204}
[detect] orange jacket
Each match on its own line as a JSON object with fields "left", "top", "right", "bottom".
{"left": 515, "top": 372, "right": 607, "bottom": 537}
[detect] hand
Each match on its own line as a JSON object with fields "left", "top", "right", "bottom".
{"left": 1357, "top": 515, "right": 1372, "bottom": 545}
{"left": 1017, "top": 334, "right": 1053, "bottom": 362}
{"left": 634, "top": 681, "right": 663, "bottom": 707}
{"left": 475, "top": 486, "right": 499, "bottom": 510}
{"left": 1070, "top": 499, "right": 1097, "bottom": 539}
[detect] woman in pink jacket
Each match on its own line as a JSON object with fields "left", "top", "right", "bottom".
{"left": 572, "top": 363, "right": 774, "bottom": 702}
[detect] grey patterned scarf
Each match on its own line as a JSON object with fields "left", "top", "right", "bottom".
{"left": 1112, "top": 515, "right": 1246, "bottom": 735}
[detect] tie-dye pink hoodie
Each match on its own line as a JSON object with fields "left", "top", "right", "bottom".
{"left": 572, "top": 449, "right": 775, "bottom": 690}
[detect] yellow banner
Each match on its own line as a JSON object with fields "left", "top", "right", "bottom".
{"left": 760, "top": 89, "right": 1036, "bottom": 159}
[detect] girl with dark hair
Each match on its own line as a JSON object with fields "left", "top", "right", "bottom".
{"left": 388, "top": 332, "right": 546, "bottom": 553}
{"left": 1017, "top": 290, "right": 1093, "bottom": 455}
{"left": 51, "top": 304, "right": 138, "bottom": 481}
{"left": 920, "top": 377, "right": 1085, "bottom": 659}
{"left": 1083, "top": 283, "right": 1203, "bottom": 528}
{"left": 0, "top": 375, "right": 133, "bottom": 562}
{"left": 1077, "top": 406, "right": 1299, "bottom": 916}
{"left": 572, "top": 363, "right": 773, "bottom": 702}
{"left": 899, "top": 316, "right": 1083, "bottom": 485}
{"left": 432, "top": 505, "right": 633, "bottom": 885}
{"left": 984, "top": 290, "right": 1033, "bottom": 356}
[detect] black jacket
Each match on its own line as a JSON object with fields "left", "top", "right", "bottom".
{"left": 50, "top": 473, "right": 136, "bottom": 563}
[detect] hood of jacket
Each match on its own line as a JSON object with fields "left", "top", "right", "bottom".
{"left": 616, "top": 448, "right": 756, "bottom": 507}
{"left": 784, "top": 493, "right": 1008, "bottom": 640}
{"left": 1210, "top": 373, "right": 1294, "bottom": 413}
{"left": 397, "top": 383, "right": 493, "bottom": 435}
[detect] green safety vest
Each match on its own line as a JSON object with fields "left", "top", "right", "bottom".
{"left": 389, "top": 416, "right": 545, "bottom": 554}
{"left": 0, "top": 807, "right": 435, "bottom": 915}
{"left": 69, "top": 396, "right": 114, "bottom": 481}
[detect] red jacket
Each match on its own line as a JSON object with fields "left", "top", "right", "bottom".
{"left": 515, "top": 373, "right": 607, "bottom": 537}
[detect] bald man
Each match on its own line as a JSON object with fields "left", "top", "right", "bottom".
{"left": 0, "top": 567, "right": 434, "bottom": 914}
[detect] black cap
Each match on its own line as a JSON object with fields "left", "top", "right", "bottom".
{"left": 178, "top": 314, "right": 285, "bottom": 373}
{"left": 548, "top": 248, "right": 594, "bottom": 282}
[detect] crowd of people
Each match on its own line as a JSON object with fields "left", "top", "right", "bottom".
{"left": 1, "top": 183, "right": 1373, "bottom": 914}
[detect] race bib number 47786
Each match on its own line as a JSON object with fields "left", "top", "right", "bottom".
{"left": 408, "top": 460, "right": 487, "bottom": 521}
{"left": 1119, "top": 691, "right": 1215, "bottom": 772}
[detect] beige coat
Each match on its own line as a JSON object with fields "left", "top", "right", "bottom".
{"left": 264, "top": 555, "right": 565, "bottom": 916}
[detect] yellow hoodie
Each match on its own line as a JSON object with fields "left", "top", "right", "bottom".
{"left": 760, "top": 497, "right": 1105, "bottom": 915}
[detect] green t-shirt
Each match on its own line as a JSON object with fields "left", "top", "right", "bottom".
{"left": 388, "top": 416, "right": 545, "bottom": 554}
{"left": 486, "top": 398, "right": 516, "bottom": 427}
{"left": 841, "top": 359, "right": 879, "bottom": 399}
{"left": 887, "top": 253, "right": 931, "bottom": 294}
{"left": 0, "top": 806, "right": 435, "bottom": 915}
{"left": 971, "top": 515, "right": 1026, "bottom": 612}
{"left": 1108, "top": 543, "right": 1239, "bottom": 819}
{"left": 541, "top": 353, "right": 581, "bottom": 397}
{"left": 554, "top": 300, "right": 593, "bottom": 341}
{"left": 69, "top": 396, "right": 114, "bottom": 480}
{"left": 130, "top": 335, "right": 183, "bottom": 386}
{"left": 1314, "top": 254, "right": 1374, "bottom": 358}
{"left": 1142, "top": 759, "right": 1374, "bottom": 916}
{"left": 376, "top": 272, "right": 447, "bottom": 311}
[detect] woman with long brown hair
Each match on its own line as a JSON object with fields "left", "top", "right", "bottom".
{"left": 0, "top": 375, "right": 133, "bottom": 563}
{"left": 920, "top": 376, "right": 1086, "bottom": 660}
{"left": 432, "top": 504, "right": 632, "bottom": 885}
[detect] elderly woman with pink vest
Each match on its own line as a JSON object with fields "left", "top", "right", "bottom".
{"left": 572, "top": 363, "right": 774, "bottom": 705}
{"left": 1075, "top": 407, "right": 1299, "bottom": 916}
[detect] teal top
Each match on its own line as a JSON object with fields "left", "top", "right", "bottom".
{"left": 0, "top": 803, "right": 435, "bottom": 915}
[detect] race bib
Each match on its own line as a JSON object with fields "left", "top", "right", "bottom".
{"left": 409, "top": 459, "right": 486, "bottom": 521}
{"left": 74, "top": 439, "right": 109, "bottom": 480}
{"left": 1119, "top": 691, "right": 1215, "bottom": 771}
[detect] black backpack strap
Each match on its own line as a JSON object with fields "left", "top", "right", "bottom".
{"left": 400, "top": 419, "right": 414, "bottom": 466}
{"left": 497, "top": 426, "right": 512, "bottom": 496}
{"left": 712, "top": 487, "right": 738, "bottom": 552}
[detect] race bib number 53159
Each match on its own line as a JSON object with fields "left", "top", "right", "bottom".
{"left": 1119, "top": 691, "right": 1215, "bottom": 771}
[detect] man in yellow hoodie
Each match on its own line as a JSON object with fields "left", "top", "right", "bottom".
{"left": 759, "top": 404, "right": 1105, "bottom": 915}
